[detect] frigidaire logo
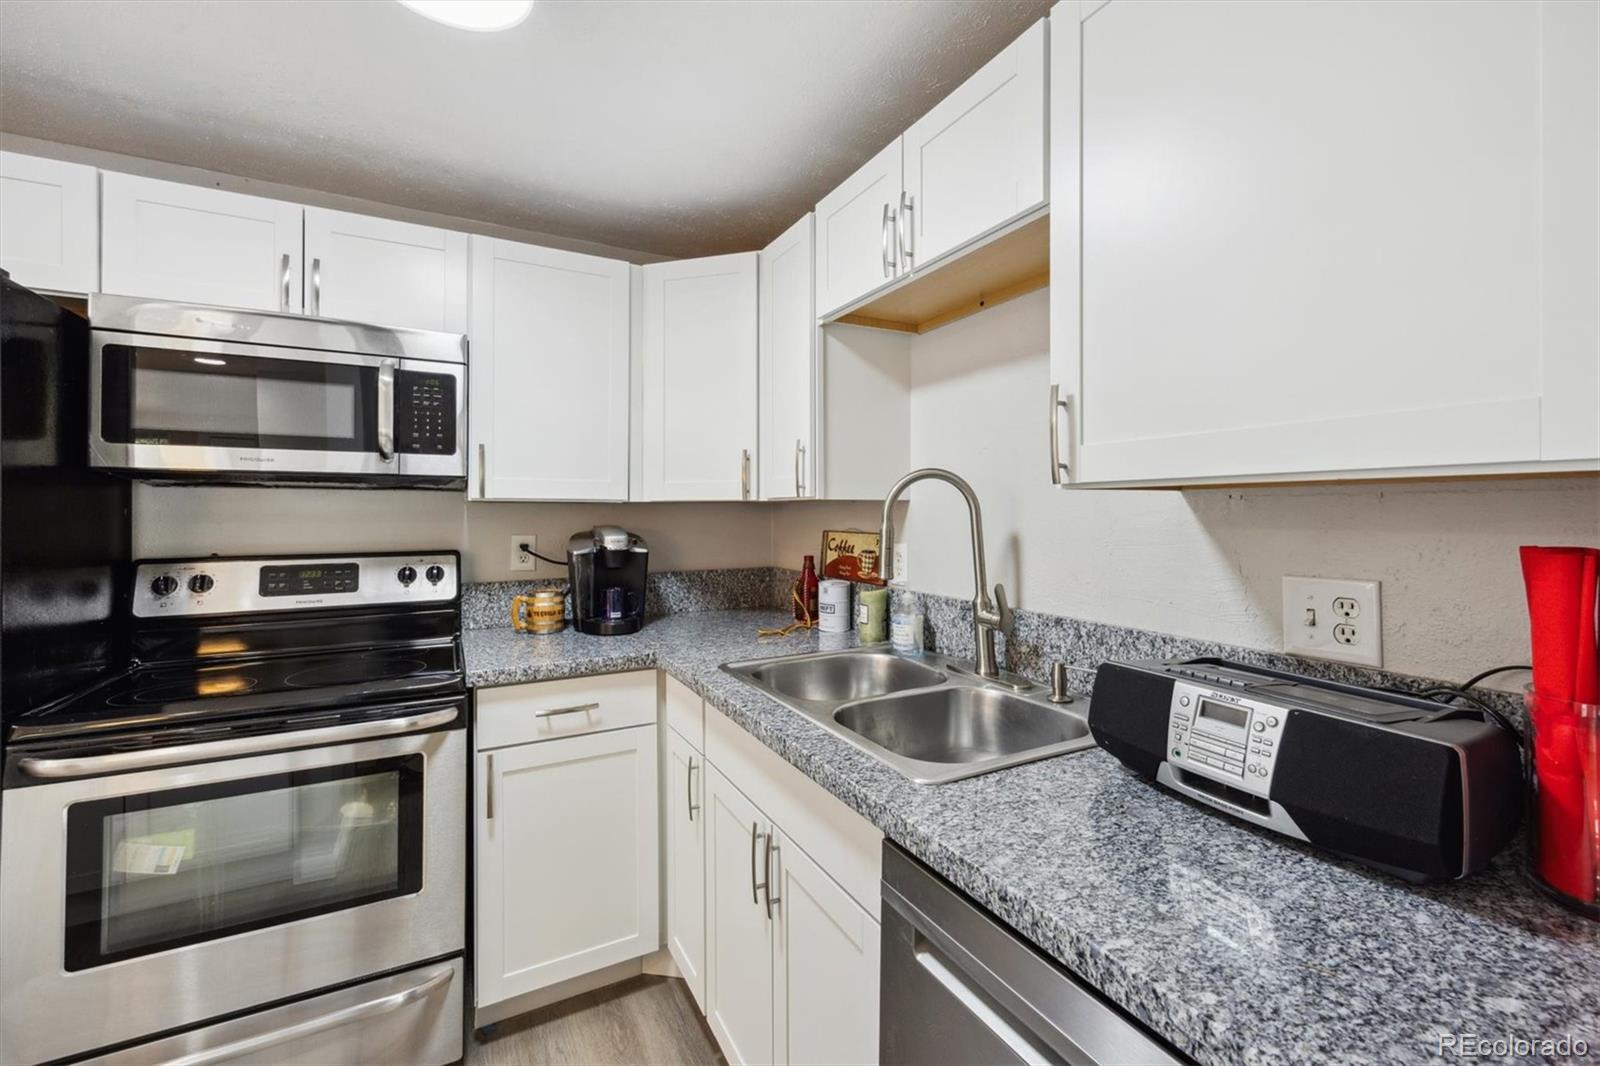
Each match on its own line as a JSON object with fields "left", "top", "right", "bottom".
{"left": 237, "top": 456, "right": 275, "bottom": 463}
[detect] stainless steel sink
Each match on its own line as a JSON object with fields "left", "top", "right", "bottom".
{"left": 746, "top": 650, "right": 946, "bottom": 702}
{"left": 722, "top": 647, "right": 1095, "bottom": 784}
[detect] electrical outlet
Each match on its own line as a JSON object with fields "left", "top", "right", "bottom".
{"left": 1282, "top": 576, "right": 1382, "bottom": 667}
{"left": 891, "top": 542, "right": 909, "bottom": 586}
{"left": 510, "top": 534, "right": 537, "bottom": 573}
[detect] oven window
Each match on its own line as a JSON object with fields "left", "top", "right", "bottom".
{"left": 63, "top": 756, "right": 423, "bottom": 972}
{"left": 99, "top": 344, "right": 377, "bottom": 452}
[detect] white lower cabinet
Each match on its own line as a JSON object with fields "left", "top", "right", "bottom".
{"left": 665, "top": 726, "right": 707, "bottom": 1010}
{"left": 772, "top": 828, "right": 881, "bottom": 1065}
{"left": 702, "top": 764, "right": 881, "bottom": 1066}
{"left": 474, "top": 678, "right": 660, "bottom": 1013}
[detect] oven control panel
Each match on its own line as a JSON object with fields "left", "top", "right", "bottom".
{"left": 1166, "top": 679, "right": 1288, "bottom": 798}
{"left": 396, "top": 370, "right": 458, "bottom": 456}
{"left": 134, "top": 554, "right": 458, "bottom": 617}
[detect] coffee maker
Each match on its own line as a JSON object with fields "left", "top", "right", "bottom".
{"left": 567, "top": 526, "right": 648, "bottom": 635}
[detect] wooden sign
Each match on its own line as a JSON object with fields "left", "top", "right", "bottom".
{"left": 820, "top": 529, "right": 885, "bottom": 585}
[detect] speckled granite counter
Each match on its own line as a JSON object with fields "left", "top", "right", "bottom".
{"left": 465, "top": 612, "right": 1600, "bottom": 1066}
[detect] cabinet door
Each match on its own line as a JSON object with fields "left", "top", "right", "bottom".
{"left": 665, "top": 728, "right": 707, "bottom": 1011}
{"left": 902, "top": 19, "right": 1048, "bottom": 271}
{"left": 814, "top": 138, "right": 904, "bottom": 317}
{"left": 101, "top": 172, "right": 302, "bottom": 312}
{"left": 303, "top": 208, "right": 467, "bottom": 331}
{"left": 474, "top": 725, "right": 660, "bottom": 1009}
{"left": 1058, "top": 0, "right": 1599, "bottom": 485}
{"left": 771, "top": 830, "right": 880, "bottom": 1066}
{"left": 759, "top": 215, "right": 816, "bottom": 499}
{"left": 703, "top": 766, "right": 774, "bottom": 1066}
{"left": 641, "top": 253, "right": 758, "bottom": 501}
{"left": 0, "top": 152, "right": 98, "bottom": 293}
{"left": 469, "top": 238, "right": 631, "bottom": 500}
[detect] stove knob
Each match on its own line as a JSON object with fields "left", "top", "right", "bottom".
{"left": 396, "top": 566, "right": 417, "bottom": 587}
{"left": 425, "top": 564, "right": 446, "bottom": 585}
{"left": 150, "top": 575, "right": 179, "bottom": 598}
{"left": 188, "top": 573, "right": 215, "bottom": 595}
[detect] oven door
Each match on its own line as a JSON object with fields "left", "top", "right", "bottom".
{"left": 90, "top": 331, "right": 465, "bottom": 483}
{"left": 0, "top": 707, "right": 465, "bottom": 1066}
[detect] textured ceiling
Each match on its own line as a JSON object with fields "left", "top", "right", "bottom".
{"left": 0, "top": 0, "right": 1052, "bottom": 258}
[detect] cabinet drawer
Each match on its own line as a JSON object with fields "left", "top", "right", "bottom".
{"left": 664, "top": 673, "right": 705, "bottom": 752}
{"left": 475, "top": 671, "right": 656, "bottom": 749}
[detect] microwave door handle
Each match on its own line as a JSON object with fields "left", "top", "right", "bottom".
{"left": 377, "top": 359, "right": 397, "bottom": 463}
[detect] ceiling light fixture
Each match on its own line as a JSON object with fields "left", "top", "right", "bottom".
{"left": 397, "top": 0, "right": 534, "bottom": 33}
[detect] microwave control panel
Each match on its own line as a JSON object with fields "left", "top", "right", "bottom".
{"left": 396, "top": 370, "right": 458, "bottom": 455}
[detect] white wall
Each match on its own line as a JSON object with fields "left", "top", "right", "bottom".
{"left": 903, "top": 287, "right": 1600, "bottom": 684}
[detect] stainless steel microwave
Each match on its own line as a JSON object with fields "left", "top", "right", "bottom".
{"left": 89, "top": 295, "right": 467, "bottom": 486}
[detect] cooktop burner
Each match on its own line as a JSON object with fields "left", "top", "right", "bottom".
{"left": 8, "top": 643, "right": 463, "bottom": 743}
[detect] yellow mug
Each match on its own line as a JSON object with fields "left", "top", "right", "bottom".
{"left": 511, "top": 588, "right": 567, "bottom": 634}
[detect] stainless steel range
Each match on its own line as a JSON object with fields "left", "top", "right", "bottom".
{"left": 0, "top": 552, "right": 467, "bottom": 1066}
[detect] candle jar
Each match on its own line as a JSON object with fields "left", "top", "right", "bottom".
{"left": 511, "top": 588, "right": 568, "bottom": 635}
{"left": 1525, "top": 689, "right": 1600, "bottom": 918}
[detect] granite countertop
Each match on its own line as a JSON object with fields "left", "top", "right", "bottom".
{"left": 464, "top": 612, "right": 1600, "bottom": 1066}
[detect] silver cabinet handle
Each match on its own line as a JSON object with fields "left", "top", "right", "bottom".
{"left": 793, "top": 438, "right": 804, "bottom": 497}
{"left": 486, "top": 752, "right": 495, "bottom": 820}
{"left": 881, "top": 203, "right": 892, "bottom": 277}
{"left": 18, "top": 706, "right": 459, "bottom": 779}
{"left": 280, "top": 252, "right": 291, "bottom": 311}
{"left": 914, "top": 938, "right": 1050, "bottom": 1065}
{"left": 740, "top": 449, "right": 751, "bottom": 500}
{"left": 310, "top": 256, "right": 322, "bottom": 316}
{"left": 535, "top": 702, "right": 600, "bottom": 719}
{"left": 477, "top": 443, "right": 487, "bottom": 498}
{"left": 750, "top": 822, "right": 763, "bottom": 904}
{"left": 377, "top": 358, "right": 397, "bottom": 463}
{"left": 1049, "top": 385, "right": 1072, "bottom": 485}
{"left": 166, "top": 962, "right": 456, "bottom": 1066}
{"left": 687, "top": 755, "right": 700, "bottom": 821}
{"left": 763, "top": 833, "right": 781, "bottom": 919}
{"left": 899, "top": 191, "right": 915, "bottom": 269}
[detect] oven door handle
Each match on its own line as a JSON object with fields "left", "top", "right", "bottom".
{"left": 163, "top": 961, "right": 456, "bottom": 1066}
{"left": 16, "top": 706, "right": 459, "bottom": 780}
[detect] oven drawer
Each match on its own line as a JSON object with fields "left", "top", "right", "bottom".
{"left": 475, "top": 671, "right": 657, "bottom": 748}
{"left": 85, "top": 957, "right": 464, "bottom": 1066}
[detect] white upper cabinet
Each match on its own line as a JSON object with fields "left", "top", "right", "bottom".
{"left": 902, "top": 19, "right": 1048, "bottom": 270}
{"left": 303, "top": 208, "right": 467, "bottom": 332}
{"left": 814, "top": 139, "right": 904, "bottom": 317}
{"left": 469, "top": 237, "right": 631, "bottom": 501}
{"left": 641, "top": 252, "right": 759, "bottom": 500}
{"left": 101, "top": 172, "right": 303, "bottom": 312}
{"left": 0, "top": 153, "right": 98, "bottom": 294}
{"left": 1051, "top": 0, "right": 1600, "bottom": 486}
{"left": 759, "top": 215, "right": 816, "bottom": 499}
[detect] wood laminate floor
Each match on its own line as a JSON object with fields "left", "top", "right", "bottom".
{"left": 468, "top": 976, "right": 726, "bottom": 1066}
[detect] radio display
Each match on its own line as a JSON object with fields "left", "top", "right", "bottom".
{"left": 260, "top": 562, "right": 359, "bottom": 597}
{"left": 1198, "top": 699, "right": 1249, "bottom": 730}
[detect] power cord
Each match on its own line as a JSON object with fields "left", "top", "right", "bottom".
{"left": 1459, "top": 664, "right": 1532, "bottom": 691}
{"left": 519, "top": 542, "right": 569, "bottom": 569}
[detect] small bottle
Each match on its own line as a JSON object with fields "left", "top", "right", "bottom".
{"left": 795, "top": 555, "right": 820, "bottom": 622}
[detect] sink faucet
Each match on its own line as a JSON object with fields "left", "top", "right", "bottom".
{"left": 879, "top": 468, "right": 1014, "bottom": 679}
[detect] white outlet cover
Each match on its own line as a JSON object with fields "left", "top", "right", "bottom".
{"left": 891, "top": 542, "right": 909, "bottom": 586}
{"left": 1281, "top": 576, "right": 1382, "bottom": 668}
{"left": 510, "top": 534, "right": 537, "bottom": 573}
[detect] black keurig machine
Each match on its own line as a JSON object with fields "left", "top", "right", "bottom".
{"left": 567, "top": 526, "right": 648, "bottom": 635}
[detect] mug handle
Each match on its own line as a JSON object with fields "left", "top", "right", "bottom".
{"left": 511, "top": 595, "right": 531, "bottom": 632}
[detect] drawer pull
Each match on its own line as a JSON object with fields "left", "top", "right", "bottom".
{"left": 486, "top": 752, "right": 495, "bottom": 820}
{"left": 687, "top": 755, "right": 700, "bottom": 821}
{"left": 536, "top": 702, "right": 600, "bottom": 719}
{"left": 751, "top": 822, "right": 762, "bottom": 905}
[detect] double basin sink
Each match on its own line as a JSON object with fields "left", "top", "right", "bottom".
{"left": 721, "top": 646, "right": 1096, "bottom": 784}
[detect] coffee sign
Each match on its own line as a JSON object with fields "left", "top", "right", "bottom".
{"left": 820, "top": 529, "right": 885, "bottom": 586}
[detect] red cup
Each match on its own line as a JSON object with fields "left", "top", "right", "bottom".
{"left": 1526, "top": 690, "right": 1600, "bottom": 917}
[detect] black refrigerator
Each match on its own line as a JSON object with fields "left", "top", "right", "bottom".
{"left": 0, "top": 271, "right": 131, "bottom": 732}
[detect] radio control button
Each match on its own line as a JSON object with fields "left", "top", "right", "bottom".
{"left": 1179, "top": 695, "right": 1191, "bottom": 707}
{"left": 1267, "top": 716, "right": 1280, "bottom": 727}
{"left": 1252, "top": 721, "right": 1266, "bottom": 733}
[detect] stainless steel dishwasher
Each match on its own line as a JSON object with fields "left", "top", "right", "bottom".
{"left": 881, "top": 843, "right": 1183, "bottom": 1065}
